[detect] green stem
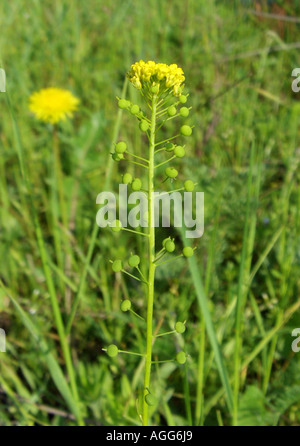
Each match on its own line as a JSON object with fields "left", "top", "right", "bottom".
{"left": 53, "top": 127, "right": 68, "bottom": 228}
{"left": 142, "top": 94, "right": 157, "bottom": 426}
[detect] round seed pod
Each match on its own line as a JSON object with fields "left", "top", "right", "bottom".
{"left": 183, "top": 246, "right": 194, "bottom": 258}
{"left": 145, "top": 393, "right": 156, "bottom": 406}
{"left": 174, "top": 146, "right": 185, "bottom": 158}
{"left": 122, "top": 173, "right": 133, "bottom": 185}
{"left": 112, "top": 259, "right": 122, "bottom": 272}
{"left": 112, "top": 153, "right": 124, "bottom": 161}
{"left": 132, "top": 178, "right": 142, "bottom": 191}
{"left": 121, "top": 299, "right": 131, "bottom": 312}
{"left": 107, "top": 344, "right": 118, "bottom": 357}
{"left": 130, "top": 104, "right": 140, "bottom": 115}
{"left": 165, "top": 143, "right": 174, "bottom": 152}
{"left": 179, "top": 95, "right": 187, "bottom": 104}
{"left": 115, "top": 141, "right": 127, "bottom": 153}
{"left": 180, "top": 107, "right": 189, "bottom": 117}
{"left": 175, "top": 321, "right": 186, "bottom": 334}
{"left": 180, "top": 125, "right": 192, "bottom": 137}
{"left": 184, "top": 180, "right": 194, "bottom": 192}
{"left": 151, "top": 85, "right": 159, "bottom": 94}
{"left": 162, "top": 237, "right": 171, "bottom": 247}
{"left": 165, "top": 240, "right": 175, "bottom": 253}
{"left": 167, "top": 106, "right": 176, "bottom": 117}
{"left": 165, "top": 167, "right": 178, "bottom": 178}
{"left": 176, "top": 351, "right": 187, "bottom": 364}
{"left": 128, "top": 255, "right": 140, "bottom": 268}
{"left": 118, "top": 99, "right": 128, "bottom": 109}
{"left": 111, "top": 220, "right": 122, "bottom": 232}
{"left": 139, "top": 120, "right": 149, "bottom": 132}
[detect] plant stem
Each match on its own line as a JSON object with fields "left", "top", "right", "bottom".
{"left": 142, "top": 94, "right": 157, "bottom": 426}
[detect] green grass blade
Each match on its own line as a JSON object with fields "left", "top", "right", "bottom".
{"left": 177, "top": 232, "right": 234, "bottom": 413}
{"left": 0, "top": 280, "right": 81, "bottom": 422}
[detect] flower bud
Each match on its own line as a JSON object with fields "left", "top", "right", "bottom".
{"left": 176, "top": 351, "right": 187, "bottom": 364}
{"left": 139, "top": 120, "right": 149, "bottom": 132}
{"left": 179, "top": 95, "right": 187, "bottom": 104}
{"left": 128, "top": 255, "right": 140, "bottom": 268}
{"left": 180, "top": 125, "right": 192, "bottom": 136}
{"left": 175, "top": 321, "right": 186, "bottom": 334}
{"left": 167, "top": 106, "right": 176, "bottom": 117}
{"left": 151, "top": 85, "right": 159, "bottom": 94}
{"left": 122, "top": 173, "right": 133, "bottom": 184}
{"left": 184, "top": 180, "right": 194, "bottom": 192}
{"left": 174, "top": 146, "right": 185, "bottom": 158}
{"left": 107, "top": 344, "right": 119, "bottom": 357}
{"left": 165, "top": 167, "right": 178, "bottom": 178}
{"left": 115, "top": 141, "right": 127, "bottom": 153}
{"left": 130, "top": 104, "right": 140, "bottom": 115}
{"left": 121, "top": 299, "right": 131, "bottom": 312}
{"left": 132, "top": 178, "right": 142, "bottom": 191}
{"left": 180, "top": 107, "right": 189, "bottom": 117}
{"left": 183, "top": 247, "right": 194, "bottom": 257}
{"left": 165, "top": 240, "right": 175, "bottom": 253}
{"left": 112, "top": 259, "right": 122, "bottom": 272}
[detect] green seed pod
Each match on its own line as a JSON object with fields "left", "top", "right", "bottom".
{"left": 132, "top": 178, "right": 142, "bottom": 191}
{"left": 107, "top": 344, "right": 119, "bottom": 357}
{"left": 167, "top": 106, "right": 176, "bottom": 117}
{"left": 179, "top": 95, "right": 187, "bottom": 104}
{"left": 145, "top": 393, "right": 156, "bottom": 406}
{"left": 176, "top": 351, "right": 187, "bottom": 364}
{"left": 121, "top": 299, "right": 131, "bottom": 312}
{"left": 180, "top": 125, "right": 192, "bottom": 137}
{"left": 162, "top": 237, "right": 171, "bottom": 247}
{"left": 165, "top": 167, "right": 178, "bottom": 178}
{"left": 174, "top": 146, "right": 185, "bottom": 158}
{"left": 180, "top": 107, "right": 189, "bottom": 117}
{"left": 184, "top": 180, "right": 194, "bottom": 192}
{"left": 139, "top": 120, "right": 149, "bottom": 132}
{"left": 175, "top": 321, "right": 186, "bottom": 334}
{"left": 165, "top": 142, "right": 174, "bottom": 152}
{"left": 112, "top": 259, "right": 122, "bottom": 272}
{"left": 130, "top": 104, "right": 140, "bottom": 115}
{"left": 165, "top": 240, "right": 175, "bottom": 253}
{"left": 112, "top": 153, "right": 124, "bottom": 162}
{"left": 111, "top": 219, "right": 122, "bottom": 232}
{"left": 128, "top": 254, "right": 140, "bottom": 268}
{"left": 118, "top": 99, "right": 128, "bottom": 109}
{"left": 122, "top": 173, "right": 133, "bottom": 185}
{"left": 151, "top": 84, "right": 159, "bottom": 94}
{"left": 183, "top": 246, "right": 194, "bottom": 257}
{"left": 115, "top": 141, "right": 127, "bottom": 153}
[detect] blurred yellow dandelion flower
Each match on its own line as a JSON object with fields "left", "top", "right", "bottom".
{"left": 128, "top": 60, "right": 185, "bottom": 96}
{"left": 29, "top": 87, "right": 79, "bottom": 124}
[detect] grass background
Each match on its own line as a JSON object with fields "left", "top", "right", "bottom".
{"left": 0, "top": 0, "right": 299, "bottom": 426}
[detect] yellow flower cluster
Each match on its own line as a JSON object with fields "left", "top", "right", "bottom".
{"left": 29, "top": 87, "right": 79, "bottom": 124}
{"left": 128, "top": 60, "right": 185, "bottom": 96}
